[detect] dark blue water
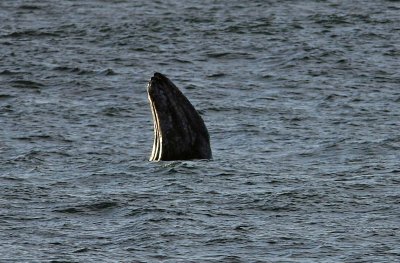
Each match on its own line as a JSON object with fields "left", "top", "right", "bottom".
{"left": 1, "top": 0, "right": 399, "bottom": 262}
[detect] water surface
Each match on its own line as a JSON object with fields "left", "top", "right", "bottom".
{"left": 1, "top": 0, "right": 399, "bottom": 262}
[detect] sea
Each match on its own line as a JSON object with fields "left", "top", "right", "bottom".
{"left": 1, "top": 0, "right": 399, "bottom": 262}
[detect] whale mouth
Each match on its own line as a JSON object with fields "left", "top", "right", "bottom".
{"left": 149, "top": 100, "right": 162, "bottom": 160}
{"left": 147, "top": 77, "right": 162, "bottom": 161}
{"left": 147, "top": 73, "right": 174, "bottom": 161}
{"left": 147, "top": 72, "right": 212, "bottom": 161}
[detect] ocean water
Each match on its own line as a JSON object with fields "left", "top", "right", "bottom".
{"left": 1, "top": 0, "right": 399, "bottom": 262}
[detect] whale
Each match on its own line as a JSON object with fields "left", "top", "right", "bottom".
{"left": 147, "top": 72, "right": 212, "bottom": 161}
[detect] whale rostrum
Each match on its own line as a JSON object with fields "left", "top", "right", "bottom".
{"left": 147, "top": 73, "right": 212, "bottom": 161}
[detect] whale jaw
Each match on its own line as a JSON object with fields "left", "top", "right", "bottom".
{"left": 147, "top": 73, "right": 212, "bottom": 161}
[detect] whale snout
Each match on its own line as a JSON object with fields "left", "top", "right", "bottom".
{"left": 146, "top": 72, "right": 212, "bottom": 161}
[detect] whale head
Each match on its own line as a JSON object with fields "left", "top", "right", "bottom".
{"left": 147, "top": 72, "right": 212, "bottom": 161}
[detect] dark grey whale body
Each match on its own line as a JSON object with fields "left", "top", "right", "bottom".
{"left": 147, "top": 72, "right": 212, "bottom": 161}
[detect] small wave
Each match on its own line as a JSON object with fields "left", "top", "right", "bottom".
{"left": 323, "top": 93, "right": 348, "bottom": 102}
{"left": 53, "top": 66, "right": 94, "bottom": 75}
{"left": 225, "top": 18, "right": 273, "bottom": 34}
{"left": 73, "top": 247, "right": 90, "bottom": 254}
{"left": 170, "top": 58, "right": 192, "bottom": 64}
{"left": 55, "top": 201, "right": 119, "bottom": 214}
{"left": 0, "top": 94, "right": 14, "bottom": 100}
{"left": 101, "top": 106, "right": 132, "bottom": 117}
{"left": 18, "top": 5, "right": 42, "bottom": 10}
{"left": 12, "top": 134, "right": 73, "bottom": 143}
{"left": 207, "top": 72, "right": 226, "bottom": 78}
{"left": 5, "top": 30, "right": 59, "bottom": 38}
{"left": 10, "top": 80, "right": 44, "bottom": 90}
{"left": 98, "top": 68, "right": 117, "bottom": 76}
{"left": 310, "top": 14, "right": 351, "bottom": 26}
{"left": 13, "top": 135, "right": 51, "bottom": 141}
{"left": 204, "top": 51, "right": 255, "bottom": 60}
{"left": 8, "top": 150, "right": 45, "bottom": 164}
{"left": 0, "top": 70, "right": 19, "bottom": 76}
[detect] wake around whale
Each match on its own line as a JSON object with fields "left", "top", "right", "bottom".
{"left": 147, "top": 72, "right": 212, "bottom": 161}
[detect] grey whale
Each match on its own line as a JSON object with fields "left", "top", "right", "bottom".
{"left": 147, "top": 72, "right": 212, "bottom": 161}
